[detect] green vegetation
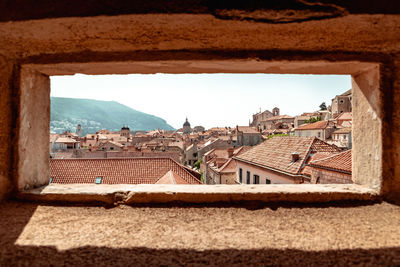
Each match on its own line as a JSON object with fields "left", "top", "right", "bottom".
{"left": 50, "top": 97, "right": 174, "bottom": 135}
{"left": 304, "top": 116, "right": 322, "bottom": 124}
{"left": 194, "top": 159, "right": 202, "bottom": 170}
{"left": 319, "top": 102, "right": 327, "bottom": 110}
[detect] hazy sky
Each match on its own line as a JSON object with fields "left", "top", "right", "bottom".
{"left": 51, "top": 74, "right": 351, "bottom": 129}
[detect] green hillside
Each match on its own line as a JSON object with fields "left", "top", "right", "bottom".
{"left": 50, "top": 97, "right": 174, "bottom": 135}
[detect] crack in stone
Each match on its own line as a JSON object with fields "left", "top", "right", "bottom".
{"left": 212, "top": 0, "right": 348, "bottom": 24}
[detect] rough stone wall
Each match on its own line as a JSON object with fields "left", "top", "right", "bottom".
{"left": 18, "top": 68, "right": 50, "bottom": 190}
{"left": 0, "top": 4, "right": 398, "bottom": 202}
{"left": 384, "top": 57, "right": 400, "bottom": 203}
{"left": 0, "top": 57, "right": 14, "bottom": 201}
{"left": 352, "top": 67, "right": 382, "bottom": 191}
{"left": 311, "top": 169, "right": 352, "bottom": 184}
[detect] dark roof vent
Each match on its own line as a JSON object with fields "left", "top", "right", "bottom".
{"left": 291, "top": 152, "right": 299, "bottom": 162}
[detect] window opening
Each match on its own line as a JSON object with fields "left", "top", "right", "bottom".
{"left": 48, "top": 73, "right": 353, "bottom": 187}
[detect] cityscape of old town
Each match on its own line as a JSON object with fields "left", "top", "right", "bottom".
{"left": 50, "top": 87, "right": 352, "bottom": 186}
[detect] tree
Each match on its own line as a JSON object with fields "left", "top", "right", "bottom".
{"left": 319, "top": 102, "right": 327, "bottom": 110}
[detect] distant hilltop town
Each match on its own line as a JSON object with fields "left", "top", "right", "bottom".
{"left": 50, "top": 89, "right": 352, "bottom": 186}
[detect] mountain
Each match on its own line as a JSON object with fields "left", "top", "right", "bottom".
{"left": 50, "top": 97, "right": 175, "bottom": 135}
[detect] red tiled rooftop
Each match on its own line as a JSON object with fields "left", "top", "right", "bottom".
{"left": 295, "top": 120, "right": 329, "bottom": 130}
{"left": 261, "top": 115, "right": 294, "bottom": 122}
{"left": 235, "top": 137, "right": 341, "bottom": 175}
{"left": 309, "top": 150, "right": 352, "bottom": 174}
{"left": 50, "top": 158, "right": 202, "bottom": 185}
{"left": 336, "top": 112, "right": 352, "bottom": 120}
{"left": 333, "top": 127, "right": 352, "bottom": 134}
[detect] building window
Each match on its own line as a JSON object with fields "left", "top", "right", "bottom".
{"left": 340, "top": 99, "right": 344, "bottom": 104}
{"left": 266, "top": 179, "right": 271, "bottom": 184}
{"left": 95, "top": 177, "right": 103, "bottom": 184}
{"left": 239, "top": 168, "right": 243, "bottom": 183}
{"left": 253, "top": 175, "right": 260, "bottom": 184}
{"left": 246, "top": 171, "right": 250, "bottom": 184}
{"left": 318, "top": 132, "right": 321, "bottom": 138}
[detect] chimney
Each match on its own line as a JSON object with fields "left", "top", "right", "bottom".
{"left": 228, "top": 148, "right": 234, "bottom": 158}
{"left": 291, "top": 152, "right": 299, "bottom": 162}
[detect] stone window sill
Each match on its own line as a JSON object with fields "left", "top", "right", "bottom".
{"left": 17, "top": 184, "right": 379, "bottom": 206}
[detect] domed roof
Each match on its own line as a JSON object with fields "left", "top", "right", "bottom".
{"left": 183, "top": 118, "right": 190, "bottom": 127}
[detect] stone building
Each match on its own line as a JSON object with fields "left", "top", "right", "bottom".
{"left": 331, "top": 89, "right": 352, "bottom": 115}
{"left": 120, "top": 126, "right": 131, "bottom": 138}
{"left": 249, "top": 107, "right": 279, "bottom": 128}
{"left": 294, "top": 120, "right": 336, "bottom": 141}
{"left": 193, "top": 126, "right": 205, "bottom": 133}
{"left": 259, "top": 115, "right": 294, "bottom": 131}
{"left": 202, "top": 146, "right": 250, "bottom": 184}
{"left": 182, "top": 118, "right": 191, "bottom": 134}
{"left": 306, "top": 150, "right": 352, "bottom": 184}
{"left": 76, "top": 124, "right": 82, "bottom": 137}
{"left": 234, "top": 126, "right": 263, "bottom": 146}
{"left": 330, "top": 127, "right": 352, "bottom": 149}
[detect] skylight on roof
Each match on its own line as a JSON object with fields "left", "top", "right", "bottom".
{"left": 95, "top": 177, "right": 103, "bottom": 184}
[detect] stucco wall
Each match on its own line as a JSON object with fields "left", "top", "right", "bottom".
{"left": 236, "top": 161, "right": 298, "bottom": 184}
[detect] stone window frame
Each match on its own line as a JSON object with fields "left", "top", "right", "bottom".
{"left": 16, "top": 59, "right": 384, "bottom": 205}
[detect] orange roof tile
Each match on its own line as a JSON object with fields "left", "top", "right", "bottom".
{"left": 308, "top": 150, "right": 352, "bottom": 174}
{"left": 50, "top": 158, "right": 202, "bottom": 185}
{"left": 295, "top": 120, "right": 329, "bottom": 130}
{"left": 336, "top": 112, "right": 352, "bottom": 121}
{"left": 333, "top": 127, "right": 352, "bottom": 134}
{"left": 235, "top": 137, "right": 341, "bottom": 176}
{"left": 155, "top": 170, "right": 189, "bottom": 184}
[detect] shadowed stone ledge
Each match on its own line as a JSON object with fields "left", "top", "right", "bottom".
{"left": 16, "top": 184, "right": 379, "bottom": 206}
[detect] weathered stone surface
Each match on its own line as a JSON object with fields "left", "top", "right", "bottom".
{"left": 0, "top": 5, "right": 398, "bottom": 204}
{"left": 352, "top": 66, "right": 382, "bottom": 190}
{"left": 18, "top": 67, "right": 50, "bottom": 190}
{"left": 0, "top": 57, "right": 14, "bottom": 201}
{"left": 386, "top": 57, "right": 400, "bottom": 204}
{"left": 0, "top": 14, "right": 399, "bottom": 59}
{"left": 0, "top": 0, "right": 400, "bottom": 23}
{"left": 17, "top": 184, "right": 379, "bottom": 205}
{"left": 1, "top": 201, "right": 400, "bottom": 265}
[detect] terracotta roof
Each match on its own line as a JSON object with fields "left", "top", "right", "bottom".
{"left": 234, "top": 137, "right": 340, "bottom": 176}
{"left": 236, "top": 126, "right": 260, "bottom": 134}
{"left": 155, "top": 170, "right": 188, "bottom": 184}
{"left": 52, "top": 152, "right": 74, "bottom": 159}
{"left": 308, "top": 150, "right": 352, "bottom": 174}
{"left": 55, "top": 137, "right": 78, "bottom": 143}
{"left": 219, "top": 158, "right": 236, "bottom": 173}
{"left": 295, "top": 120, "right": 329, "bottom": 130}
{"left": 301, "top": 152, "right": 336, "bottom": 176}
{"left": 50, "top": 158, "right": 202, "bottom": 185}
{"left": 261, "top": 115, "right": 294, "bottom": 122}
{"left": 340, "top": 89, "right": 352, "bottom": 96}
{"left": 333, "top": 127, "right": 352, "bottom": 134}
{"left": 336, "top": 112, "right": 352, "bottom": 121}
